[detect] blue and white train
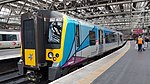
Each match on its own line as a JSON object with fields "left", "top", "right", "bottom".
{"left": 18, "top": 10, "right": 125, "bottom": 82}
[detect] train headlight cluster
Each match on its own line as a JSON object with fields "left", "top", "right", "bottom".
{"left": 48, "top": 52, "right": 60, "bottom": 61}
{"left": 48, "top": 52, "right": 53, "bottom": 58}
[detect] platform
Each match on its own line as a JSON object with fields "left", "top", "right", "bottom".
{"left": 50, "top": 41, "right": 150, "bottom": 84}
{"left": 0, "top": 48, "right": 20, "bottom": 60}
{"left": 92, "top": 41, "right": 150, "bottom": 84}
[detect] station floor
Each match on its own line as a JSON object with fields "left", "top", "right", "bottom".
{"left": 92, "top": 41, "right": 150, "bottom": 84}
{"left": 50, "top": 41, "right": 150, "bottom": 84}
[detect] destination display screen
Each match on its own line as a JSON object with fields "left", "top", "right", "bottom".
{"left": 49, "top": 18, "right": 63, "bottom": 22}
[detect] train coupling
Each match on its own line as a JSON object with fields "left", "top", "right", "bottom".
{"left": 18, "top": 58, "right": 24, "bottom": 75}
{"left": 26, "top": 70, "right": 42, "bottom": 82}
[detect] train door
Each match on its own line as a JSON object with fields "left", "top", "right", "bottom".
{"left": 22, "top": 14, "right": 45, "bottom": 68}
{"left": 75, "top": 22, "right": 82, "bottom": 58}
{"left": 120, "top": 35, "right": 123, "bottom": 43}
{"left": 117, "top": 33, "right": 120, "bottom": 45}
{"left": 103, "top": 30, "right": 106, "bottom": 52}
{"left": 98, "top": 29, "right": 103, "bottom": 54}
{"left": 22, "top": 19, "right": 36, "bottom": 67}
{"left": 88, "top": 26, "right": 98, "bottom": 57}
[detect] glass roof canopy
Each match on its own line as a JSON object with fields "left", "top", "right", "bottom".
{"left": 0, "top": 0, "right": 149, "bottom": 30}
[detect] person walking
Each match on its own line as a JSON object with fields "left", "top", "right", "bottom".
{"left": 136, "top": 36, "right": 144, "bottom": 51}
{"left": 145, "top": 36, "right": 149, "bottom": 48}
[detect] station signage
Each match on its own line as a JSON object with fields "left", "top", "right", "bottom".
{"left": 132, "top": 28, "right": 143, "bottom": 34}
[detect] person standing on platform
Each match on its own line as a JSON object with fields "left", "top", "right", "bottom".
{"left": 145, "top": 36, "right": 149, "bottom": 48}
{"left": 136, "top": 36, "right": 144, "bottom": 51}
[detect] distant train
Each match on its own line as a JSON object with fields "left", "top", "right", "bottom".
{"left": 18, "top": 10, "right": 125, "bottom": 82}
{"left": 0, "top": 31, "right": 21, "bottom": 48}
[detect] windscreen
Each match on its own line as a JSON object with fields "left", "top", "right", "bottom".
{"left": 48, "top": 18, "right": 63, "bottom": 48}
{"left": 23, "top": 19, "right": 35, "bottom": 49}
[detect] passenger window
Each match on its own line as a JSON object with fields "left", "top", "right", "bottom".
{"left": 105, "top": 32, "right": 117, "bottom": 43}
{"left": 99, "top": 30, "right": 103, "bottom": 44}
{"left": 89, "top": 31, "right": 96, "bottom": 45}
{"left": 105, "top": 33, "right": 109, "bottom": 43}
{"left": 111, "top": 33, "right": 117, "bottom": 42}
{"left": 102, "top": 31, "right": 103, "bottom": 44}
{"left": 76, "top": 24, "right": 80, "bottom": 47}
{"left": 1, "top": 34, "right": 17, "bottom": 41}
{"left": 120, "top": 35, "right": 123, "bottom": 41}
{"left": 0, "top": 34, "right": 2, "bottom": 41}
{"left": 114, "top": 34, "right": 117, "bottom": 42}
{"left": 7, "top": 34, "right": 17, "bottom": 41}
{"left": 98, "top": 30, "right": 101, "bottom": 44}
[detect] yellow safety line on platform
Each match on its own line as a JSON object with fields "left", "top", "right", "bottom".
{"left": 77, "top": 42, "right": 130, "bottom": 84}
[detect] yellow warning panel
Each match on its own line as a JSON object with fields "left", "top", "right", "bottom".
{"left": 24, "top": 49, "right": 36, "bottom": 66}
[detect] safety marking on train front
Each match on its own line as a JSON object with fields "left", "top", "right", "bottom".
{"left": 77, "top": 42, "right": 130, "bottom": 84}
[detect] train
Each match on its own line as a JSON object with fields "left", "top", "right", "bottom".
{"left": 18, "top": 10, "right": 125, "bottom": 82}
{"left": 0, "top": 31, "right": 21, "bottom": 48}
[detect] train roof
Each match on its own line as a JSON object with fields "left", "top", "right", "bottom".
{"left": 63, "top": 12, "right": 120, "bottom": 33}
{"left": 66, "top": 15, "right": 94, "bottom": 27}
{"left": 33, "top": 11, "right": 122, "bottom": 35}
{"left": 0, "top": 31, "right": 20, "bottom": 34}
{"left": 0, "top": 29, "right": 20, "bottom": 32}
{"left": 31, "top": 11, "right": 122, "bottom": 35}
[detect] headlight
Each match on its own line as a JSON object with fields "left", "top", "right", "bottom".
{"left": 55, "top": 53, "right": 59, "bottom": 58}
{"left": 48, "top": 52, "right": 53, "bottom": 58}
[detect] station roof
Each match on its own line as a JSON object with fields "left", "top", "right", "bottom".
{"left": 0, "top": 0, "right": 150, "bottom": 30}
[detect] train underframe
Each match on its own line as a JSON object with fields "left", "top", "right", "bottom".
{"left": 18, "top": 59, "right": 87, "bottom": 82}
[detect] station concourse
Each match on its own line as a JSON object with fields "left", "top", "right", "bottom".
{"left": 51, "top": 41, "right": 150, "bottom": 84}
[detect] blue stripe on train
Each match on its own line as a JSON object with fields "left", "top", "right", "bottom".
{"left": 60, "top": 20, "right": 75, "bottom": 66}
{"left": 60, "top": 20, "right": 98, "bottom": 66}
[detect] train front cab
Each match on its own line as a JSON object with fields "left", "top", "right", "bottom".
{"left": 18, "top": 10, "right": 65, "bottom": 81}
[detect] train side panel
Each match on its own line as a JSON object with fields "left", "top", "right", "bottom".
{"left": 77, "top": 25, "right": 98, "bottom": 58}
{"left": 0, "top": 32, "right": 21, "bottom": 48}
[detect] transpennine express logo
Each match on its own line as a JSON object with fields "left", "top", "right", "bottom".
{"left": 28, "top": 54, "right": 33, "bottom": 60}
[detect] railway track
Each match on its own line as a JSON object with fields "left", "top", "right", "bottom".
{"left": 0, "top": 69, "right": 48, "bottom": 84}
{"left": 0, "top": 69, "right": 28, "bottom": 84}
